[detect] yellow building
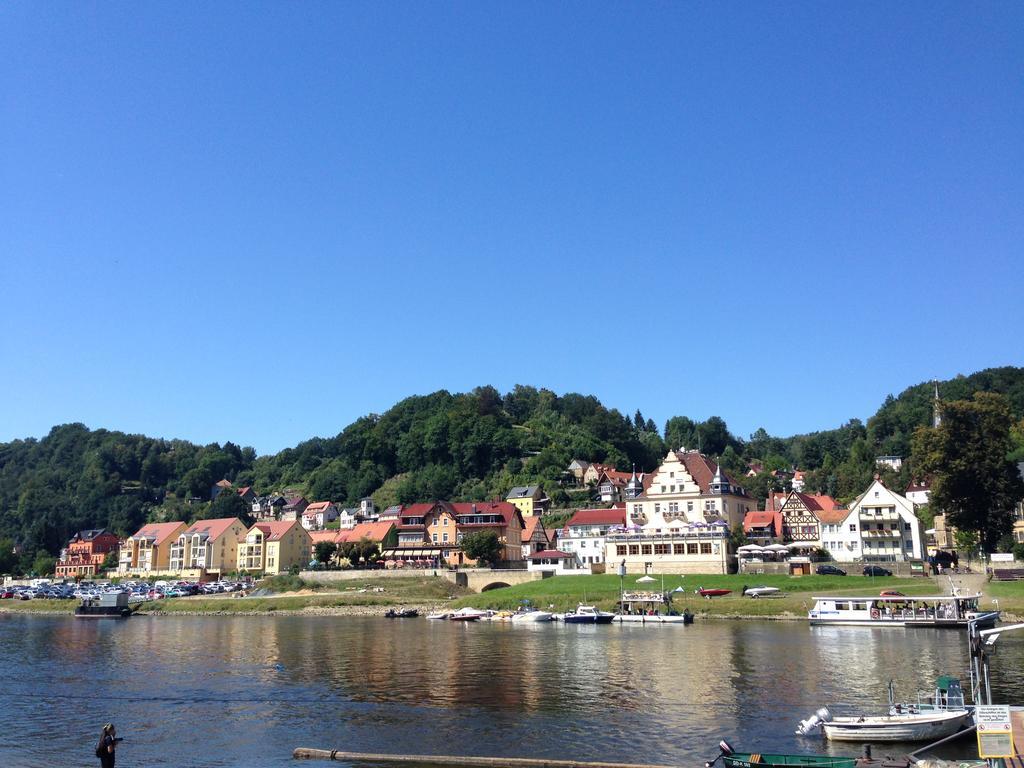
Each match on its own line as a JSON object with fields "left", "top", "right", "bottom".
{"left": 505, "top": 486, "right": 548, "bottom": 517}
{"left": 118, "top": 522, "right": 188, "bottom": 575}
{"left": 237, "top": 520, "right": 312, "bottom": 575}
{"left": 168, "top": 517, "right": 248, "bottom": 576}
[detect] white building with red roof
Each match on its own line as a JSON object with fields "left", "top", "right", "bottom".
{"left": 558, "top": 505, "right": 627, "bottom": 568}
{"left": 301, "top": 501, "right": 339, "bottom": 531}
{"left": 527, "top": 549, "right": 584, "bottom": 574}
{"left": 168, "top": 517, "right": 248, "bottom": 576}
{"left": 118, "top": 521, "right": 189, "bottom": 574}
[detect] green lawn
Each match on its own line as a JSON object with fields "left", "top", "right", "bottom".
{"left": 985, "top": 580, "right": 1024, "bottom": 618}
{"left": 0, "top": 598, "right": 76, "bottom": 613}
{"left": 453, "top": 573, "right": 937, "bottom": 617}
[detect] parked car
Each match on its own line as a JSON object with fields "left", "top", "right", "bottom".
{"left": 863, "top": 565, "right": 893, "bottom": 577}
{"left": 879, "top": 590, "right": 905, "bottom": 597}
{"left": 815, "top": 564, "right": 847, "bottom": 576}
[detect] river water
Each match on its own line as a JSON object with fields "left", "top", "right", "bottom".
{"left": 2, "top": 614, "right": 1022, "bottom": 767}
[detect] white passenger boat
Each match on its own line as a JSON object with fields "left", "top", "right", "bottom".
{"left": 807, "top": 592, "right": 998, "bottom": 628}
{"left": 613, "top": 590, "right": 693, "bottom": 624}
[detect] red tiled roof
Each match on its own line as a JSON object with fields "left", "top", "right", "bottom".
{"left": 398, "top": 503, "right": 434, "bottom": 519}
{"left": 521, "top": 516, "right": 547, "bottom": 543}
{"left": 337, "top": 521, "right": 395, "bottom": 543}
{"left": 182, "top": 517, "right": 243, "bottom": 541}
{"left": 309, "top": 530, "right": 344, "bottom": 545}
{"left": 247, "top": 520, "right": 304, "bottom": 542}
{"left": 237, "top": 486, "right": 252, "bottom": 495}
{"left": 599, "top": 470, "right": 633, "bottom": 485}
{"left": 305, "top": 501, "right": 334, "bottom": 514}
{"left": 131, "top": 522, "right": 186, "bottom": 547}
{"left": 215, "top": 479, "right": 232, "bottom": 489}
{"left": 743, "top": 510, "right": 782, "bottom": 536}
{"left": 566, "top": 507, "right": 627, "bottom": 527}
{"left": 529, "top": 550, "right": 574, "bottom": 560}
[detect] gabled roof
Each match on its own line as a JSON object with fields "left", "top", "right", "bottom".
{"left": 566, "top": 506, "right": 627, "bottom": 528}
{"left": 694, "top": 453, "right": 745, "bottom": 495}
{"left": 506, "top": 485, "right": 540, "bottom": 500}
{"left": 72, "top": 528, "right": 114, "bottom": 542}
{"left": 521, "top": 516, "right": 548, "bottom": 543}
{"left": 742, "top": 510, "right": 782, "bottom": 536}
{"left": 309, "top": 530, "right": 344, "bottom": 545}
{"left": 182, "top": 517, "right": 243, "bottom": 540}
{"left": 237, "top": 486, "right": 253, "bottom": 496}
{"left": 304, "top": 501, "right": 335, "bottom": 514}
{"left": 214, "top": 479, "right": 233, "bottom": 489}
{"left": 337, "top": 521, "right": 395, "bottom": 543}
{"left": 247, "top": 520, "right": 305, "bottom": 542}
{"left": 529, "top": 549, "right": 574, "bottom": 560}
{"left": 131, "top": 521, "right": 187, "bottom": 546}
{"left": 598, "top": 470, "right": 633, "bottom": 486}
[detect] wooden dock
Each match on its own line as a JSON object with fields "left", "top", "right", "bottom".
{"left": 294, "top": 748, "right": 678, "bottom": 768}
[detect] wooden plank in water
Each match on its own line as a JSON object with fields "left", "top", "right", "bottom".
{"left": 293, "top": 748, "right": 678, "bottom": 768}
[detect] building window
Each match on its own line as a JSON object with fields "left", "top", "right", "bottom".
{"left": 442, "top": 533, "right": 449, "bottom": 543}
{"left": 687, "top": 502, "right": 694, "bottom": 512}
{"left": 654, "top": 503, "right": 661, "bottom": 514}
{"left": 700, "top": 543, "right": 712, "bottom": 554}
{"left": 849, "top": 524, "right": 856, "bottom": 531}
{"left": 443, "top": 517, "right": 448, "bottom": 526}
{"left": 432, "top": 533, "right": 438, "bottom": 542}
{"left": 633, "top": 504, "right": 643, "bottom": 516}
{"left": 654, "top": 544, "right": 669, "bottom": 555}
{"left": 628, "top": 545, "right": 640, "bottom": 555}
{"left": 673, "top": 543, "right": 686, "bottom": 555}
{"left": 616, "top": 545, "right": 627, "bottom": 556}
{"left": 668, "top": 503, "right": 679, "bottom": 514}
{"left": 641, "top": 544, "right": 652, "bottom": 555}
{"left": 687, "top": 543, "right": 698, "bottom": 554}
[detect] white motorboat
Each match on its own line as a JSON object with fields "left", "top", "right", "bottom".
{"left": 426, "top": 611, "right": 451, "bottom": 620}
{"left": 449, "top": 607, "right": 490, "bottom": 622}
{"left": 796, "top": 677, "right": 974, "bottom": 743}
{"left": 511, "top": 610, "right": 554, "bottom": 622}
{"left": 820, "top": 709, "right": 971, "bottom": 742}
{"left": 742, "top": 585, "right": 781, "bottom": 598}
{"left": 561, "top": 605, "right": 615, "bottom": 624}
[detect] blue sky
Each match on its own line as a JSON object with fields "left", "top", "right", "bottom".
{"left": 2, "top": 2, "right": 1021, "bottom": 455}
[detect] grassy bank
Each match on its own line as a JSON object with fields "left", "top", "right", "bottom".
{"left": 0, "top": 599, "right": 76, "bottom": 614}
{"left": 138, "top": 576, "right": 469, "bottom": 614}
{"left": 985, "top": 580, "right": 1024, "bottom": 618}
{"left": 451, "top": 573, "right": 958, "bottom": 618}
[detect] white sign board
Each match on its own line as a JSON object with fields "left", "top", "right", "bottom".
{"left": 976, "top": 705, "right": 1012, "bottom": 731}
{"left": 990, "top": 553, "right": 1014, "bottom": 562}
{"left": 976, "top": 705, "right": 1014, "bottom": 758}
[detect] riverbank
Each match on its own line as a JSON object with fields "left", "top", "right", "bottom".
{"left": 3, "top": 574, "right": 1020, "bottom": 619}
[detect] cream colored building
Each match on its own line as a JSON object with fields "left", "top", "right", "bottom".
{"left": 168, "top": 517, "right": 248, "bottom": 576}
{"left": 118, "top": 522, "right": 188, "bottom": 575}
{"left": 625, "top": 450, "right": 755, "bottom": 530}
{"left": 237, "top": 520, "right": 313, "bottom": 575}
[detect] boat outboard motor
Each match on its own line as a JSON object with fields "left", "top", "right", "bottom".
{"left": 796, "top": 707, "right": 833, "bottom": 735}
{"left": 705, "top": 740, "right": 735, "bottom": 767}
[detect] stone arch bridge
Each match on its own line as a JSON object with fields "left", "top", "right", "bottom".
{"left": 441, "top": 569, "right": 544, "bottom": 593}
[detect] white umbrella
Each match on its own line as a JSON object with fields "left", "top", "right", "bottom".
{"left": 766, "top": 544, "right": 790, "bottom": 552}
{"left": 636, "top": 575, "right": 656, "bottom": 583}
{"left": 736, "top": 544, "right": 765, "bottom": 553}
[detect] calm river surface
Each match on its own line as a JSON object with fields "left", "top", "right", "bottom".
{"left": 2, "top": 614, "right": 1022, "bottom": 767}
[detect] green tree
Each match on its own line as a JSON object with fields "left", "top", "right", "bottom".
{"left": 100, "top": 550, "right": 119, "bottom": 572}
{"left": 913, "top": 392, "right": 1024, "bottom": 553}
{"left": 0, "top": 538, "right": 17, "bottom": 574}
{"left": 729, "top": 522, "right": 747, "bottom": 550}
{"left": 32, "top": 553, "right": 57, "bottom": 577}
{"left": 205, "top": 489, "right": 254, "bottom": 526}
{"left": 460, "top": 529, "right": 502, "bottom": 566}
{"left": 314, "top": 541, "right": 337, "bottom": 566}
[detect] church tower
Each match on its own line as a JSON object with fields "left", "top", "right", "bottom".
{"left": 932, "top": 381, "right": 942, "bottom": 428}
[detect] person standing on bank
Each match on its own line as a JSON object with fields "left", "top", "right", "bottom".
{"left": 96, "top": 723, "right": 121, "bottom": 767}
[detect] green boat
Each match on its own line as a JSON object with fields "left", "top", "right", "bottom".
{"left": 705, "top": 741, "right": 908, "bottom": 768}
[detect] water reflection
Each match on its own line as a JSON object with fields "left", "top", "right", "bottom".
{"left": 0, "top": 614, "right": 1021, "bottom": 767}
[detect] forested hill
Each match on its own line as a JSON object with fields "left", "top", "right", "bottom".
{"left": 2, "top": 368, "right": 1023, "bottom": 568}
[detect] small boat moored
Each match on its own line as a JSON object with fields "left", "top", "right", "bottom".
{"left": 742, "top": 585, "right": 781, "bottom": 598}
{"left": 696, "top": 587, "right": 732, "bottom": 599}
{"left": 74, "top": 592, "right": 132, "bottom": 619}
{"left": 561, "top": 604, "right": 615, "bottom": 624}
{"left": 705, "top": 740, "right": 911, "bottom": 768}
{"left": 383, "top": 608, "right": 419, "bottom": 619}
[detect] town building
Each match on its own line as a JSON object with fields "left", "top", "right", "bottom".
{"left": 337, "top": 521, "right": 398, "bottom": 551}
{"left": 168, "top": 517, "right": 248, "bottom": 576}
{"left": 281, "top": 496, "right": 309, "bottom": 521}
{"left": 905, "top": 480, "right": 931, "bottom": 507}
{"left": 383, "top": 501, "right": 524, "bottom": 567}
{"left": 819, "top": 479, "right": 926, "bottom": 562}
{"left": 875, "top": 455, "right": 904, "bottom": 472}
{"left": 210, "top": 479, "right": 233, "bottom": 500}
{"left": 597, "top": 469, "right": 635, "bottom": 503}
{"left": 252, "top": 495, "right": 287, "bottom": 521}
{"left": 558, "top": 506, "right": 626, "bottom": 568}
{"left": 527, "top": 550, "right": 583, "bottom": 574}
{"left": 236, "top": 486, "right": 256, "bottom": 504}
{"left": 237, "top": 520, "right": 313, "bottom": 575}
{"left": 605, "top": 508, "right": 732, "bottom": 574}
{"left": 301, "top": 501, "right": 339, "bottom": 531}
{"left": 791, "top": 471, "right": 806, "bottom": 492}
{"left": 55, "top": 529, "right": 120, "bottom": 579}
{"left": 625, "top": 449, "right": 754, "bottom": 530}
{"left": 506, "top": 485, "right": 549, "bottom": 517}
{"left": 520, "top": 516, "right": 550, "bottom": 559}
{"left": 567, "top": 459, "right": 590, "bottom": 484}
{"left": 583, "top": 463, "right": 616, "bottom": 486}
{"left": 118, "top": 522, "right": 189, "bottom": 575}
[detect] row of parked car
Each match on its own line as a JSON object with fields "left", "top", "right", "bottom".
{"left": 1, "top": 579, "right": 249, "bottom": 601}
{"left": 814, "top": 564, "right": 894, "bottom": 577}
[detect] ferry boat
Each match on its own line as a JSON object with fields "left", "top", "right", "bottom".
{"left": 613, "top": 590, "right": 693, "bottom": 624}
{"left": 807, "top": 592, "right": 998, "bottom": 628}
{"left": 74, "top": 592, "right": 132, "bottom": 619}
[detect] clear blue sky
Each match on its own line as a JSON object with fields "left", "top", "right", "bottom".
{"left": 2, "top": 2, "right": 1021, "bottom": 455}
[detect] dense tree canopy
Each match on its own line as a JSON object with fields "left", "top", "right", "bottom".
{"left": 2, "top": 368, "right": 1023, "bottom": 570}
{"left": 912, "top": 392, "right": 1024, "bottom": 552}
